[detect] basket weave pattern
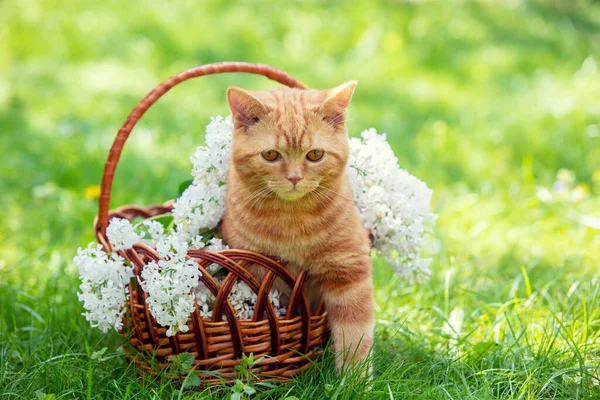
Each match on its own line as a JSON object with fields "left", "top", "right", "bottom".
{"left": 93, "top": 63, "right": 328, "bottom": 383}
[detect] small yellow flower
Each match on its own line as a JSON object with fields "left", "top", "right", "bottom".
{"left": 84, "top": 185, "right": 101, "bottom": 200}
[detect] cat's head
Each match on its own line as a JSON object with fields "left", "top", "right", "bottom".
{"left": 227, "top": 82, "right": 356, "bottom": 201}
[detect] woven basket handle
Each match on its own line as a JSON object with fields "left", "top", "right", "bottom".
{"left": 96, "top": 62, "right": 308, "bottom": 235}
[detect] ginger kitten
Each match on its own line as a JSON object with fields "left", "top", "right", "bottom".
{"left": 221, "top": 82, "right": 374, "bottom": 371}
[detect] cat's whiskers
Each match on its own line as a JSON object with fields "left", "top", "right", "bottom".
{"left": 310, "top": 187, "right": 336, "bottom": 207}
{"left": 246, "top": 186, "right": 274, "bottom": 210}
{"left": 244, "top": 185, "right": 270, "bottom": 201}
{"left": 315, "top": 184, "right": 355, "bottom": 203}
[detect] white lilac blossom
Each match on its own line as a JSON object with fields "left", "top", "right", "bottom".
{"left": 348, "top": 128, "right": 436, "bottom": 283}
{"left": 195, "top": 283, "right": 215, "bottom": 319}
{"left": 106, "top": 218, "right": 142, "bottom": 250}
{"left": 206, "top": 237, "right": 227, "bottom": 251}
{"left": 75, "top": 243, "right": 133, "bottom": 332}
{"left": 143, "top": 220, "right": 166, "bottom": 244}
{"left": 190, "top": 237, "right": 228, "bottom": 273}
{"left": 190, "top": 235, "right": 207, "bottom": 250}
{"left": 172, "top": 116, "right": 233, "bottom": 241}
{"left": 228, "top": 281, "right": 258, "bottom": 320}
{"left": 139, "top": 234, "right": 201, "bottom": 337}
{"left": 269, "top": 289, "right": 287, "bottom": 316}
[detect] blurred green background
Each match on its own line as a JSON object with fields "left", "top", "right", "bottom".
{"left": 1, "top": 0, "right": 600, "bottom": 398}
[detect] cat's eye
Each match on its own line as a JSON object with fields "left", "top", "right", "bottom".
{"left": 306, "top": 149, "right": 325, "bottom": 162}
{"left": 261, "top": 150, "right": 280, "bottom": 162}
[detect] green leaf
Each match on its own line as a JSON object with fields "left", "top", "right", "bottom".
{"left": 243, "top": 385, "right": 256, "bottom": 395}
{"left": 178, "top": 179, "right": 194, "bottom": 197}
{"left": 184, "top": 374, "right": 201, "bottom": 388}
{"left": 34, "top": 391, "right": 46, "bottom": 400}
{"left": 178, "top": 352, "right": 195, "bottom": 370}
{"left": 166, "top": 355, "right": 181, "bottom": 375}
{"left": 153, "top": 214, "right": 174, "bottom": 231}
{"left": 34, "top": 391, "right": 56, "bottom": 400}
{"left": 232, "top": 379, "right": 245, "bottom": 392}
{"left": 91, "top": 347, "right": 108, "bottom": 361}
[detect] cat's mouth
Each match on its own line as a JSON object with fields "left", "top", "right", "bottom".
{"left": 265, "top": 178, "right": 323, "bottom": 201}
{"left": 276, "top": 187, "right": 311, "bottom": 201}
{"left": 267, "top": 183, "right": 319, "bottom": 201}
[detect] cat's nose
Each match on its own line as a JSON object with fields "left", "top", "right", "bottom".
{"left": 287, "top": 175, "right": 303, "bottom": 187}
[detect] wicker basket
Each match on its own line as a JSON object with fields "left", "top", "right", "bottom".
{"left": 93, "top": 62, "right": 328, "bottom": 384}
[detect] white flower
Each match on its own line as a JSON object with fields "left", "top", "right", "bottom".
{"left": 206, "top": 237, "right": 227, "bottom": 251}
{"left": 194, "top": 284, "right": 216, "bottom": 319}
{"left": 268, "top": 289, "right": 287, "bottom": 316}
{"left": 191, "top": 116, "right": 233, "bottom": 182}
{"left": 190, "top": 235, "right": 206, "bottom": 249}
{"left": 106, "top": 218, "right": 142, "bottom": 250}
{"left": 229, "top": 281, "right": 258, "bottom": 320}
{"left": 268, "top": 289, "right": 281, "bottom": 308}
{"left": 172, "top": 116, "right": 232, "bottom": 241}
{"left": 348, "top": 128, "right": 437, "bottom": 283}
{"left": 143, "top": 220, "right": 166, "bottom": 245}
{"left": 139, "top": 235, "right": 201, "bottom": 336}
{"left": 172, "top": 183, "right": 226, "bottom": 239}
{"left": 74, "top": 243, "right": 132, "bottom": 332}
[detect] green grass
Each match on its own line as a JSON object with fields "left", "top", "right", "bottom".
{"left": 2, "top": 0, "right": 600, "bottom": 398}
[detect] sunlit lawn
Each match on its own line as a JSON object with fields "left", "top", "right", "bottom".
{"left": 1, "top": 0, "right": 600, "bottom": 398}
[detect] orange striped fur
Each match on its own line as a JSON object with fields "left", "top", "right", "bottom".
{"left": 221, "top": 82, "right": 374, "bottom": 372}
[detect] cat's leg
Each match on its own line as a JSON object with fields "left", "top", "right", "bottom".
{"left": 318, "top": 254, "right": 374, "bottom": 373}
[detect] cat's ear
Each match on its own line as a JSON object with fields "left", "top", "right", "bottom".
{"left": 227, "top": 86, "right": 268, "bottom": 130}
{"left": 320, "top": 81, "right": 357, "bottom": 128}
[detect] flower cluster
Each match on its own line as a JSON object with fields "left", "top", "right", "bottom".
{"left": 348, "top": 128, "right": 436, "bottom": 283}
{"left": 143, "top": 219, "right": 166, "bottom": 243}
{"left": 172, "top": 116, "right": 233, "bottom": 241}
{"left": 78, "top": 215, "right": 283, "bottom": 336}
{"left": 139, "top": 235, "right": 200, "bottom": 336}
{"left": 106, "top": 217, "right": 141, "bottom": 250}
{"left": 74, "top": 243, "right": 133, "bottom": 332}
